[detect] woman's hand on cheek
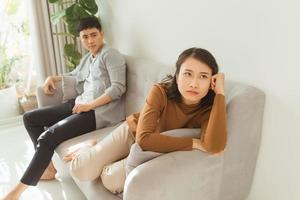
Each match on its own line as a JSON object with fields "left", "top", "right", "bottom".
{"left": 211, "top": 73, "right": 225, "bottom": 95}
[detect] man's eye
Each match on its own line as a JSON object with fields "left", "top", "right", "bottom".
{"left": 200, "top": 75, "right": 208, "bottom": 79}
{"left": 184, "top": 72, "right": 191, "bottom": 76}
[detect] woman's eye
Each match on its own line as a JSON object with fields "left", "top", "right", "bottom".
{"left": 184, "top": 72, "right": 191, "bottom": 76}
{"left": 199, "top": 75, "right": 208, "bottom": 79}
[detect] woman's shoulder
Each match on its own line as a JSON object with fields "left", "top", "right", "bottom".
{"left": 145, "top": 84, "right": 168, "bottom": 108}
{"left": 150, "top": 83, "right": 168, "bottom": 98}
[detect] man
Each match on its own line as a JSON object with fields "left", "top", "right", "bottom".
{"left": 2, "top": 17, "right": 126, "bottom": 200}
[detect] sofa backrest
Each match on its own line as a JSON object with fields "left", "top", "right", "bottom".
{"left": 124, "top": 55, "right": 175, "bottom": 116}
{"left": 124, "top": 55, "right": 240, "bottom": 115}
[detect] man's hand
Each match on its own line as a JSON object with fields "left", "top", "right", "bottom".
{"left": 72, "top": 103, "right": 94, "bottom": 114}
{"left": 43, "top": 76, "right": 56, "bottom": 95}
{"left": 211, "top": 73, "right": 225, "bottom": 95}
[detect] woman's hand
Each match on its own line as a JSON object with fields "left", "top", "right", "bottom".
{"left": 63, "top": 139, "right": 97, "bottom": 162}
{"left": 211, "top": 73, "right": 225, "bottom": 95}
{"left": 72, "top": 103, "right": 94, "bottom": 114}
{"left": 192, "top": 138, "right": 207, "bottom": 152}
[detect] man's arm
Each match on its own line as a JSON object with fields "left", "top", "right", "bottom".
{"left": 103, "top": 49, "right": 126, "bottom": 100}
{"left": 72, "top": 49, "right": 126, "bottom": 114}
{"left": 89, "top": 93, "right": 112, "bottom": 108}
{"left": 72, "top": 93, "right": 112, "bottom": 114}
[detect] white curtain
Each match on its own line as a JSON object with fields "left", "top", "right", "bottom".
{"left": 28, "top": 0, "right": 56, "bottom": 85}
{"left": 27, "top": 0, "right": 85, "bottom": 85}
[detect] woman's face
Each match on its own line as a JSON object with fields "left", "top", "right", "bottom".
{"left": 177, "top": 56, "right": 212, "bottom": 105}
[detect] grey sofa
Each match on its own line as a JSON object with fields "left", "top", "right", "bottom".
{"left": 36, "top": 56, "right": 265, "bottom": 200}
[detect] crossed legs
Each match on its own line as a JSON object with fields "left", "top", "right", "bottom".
{"left": 70, "top": 121, "right": 134, "bottom": 194}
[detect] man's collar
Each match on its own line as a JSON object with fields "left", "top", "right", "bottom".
{"left": 91, "top": 43, "right": 106, "bottom": 58}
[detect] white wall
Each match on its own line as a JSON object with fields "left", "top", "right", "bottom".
{"left": 97, "top": 0, "right": 300, "bottom": 199}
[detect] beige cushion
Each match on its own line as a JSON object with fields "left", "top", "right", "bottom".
{"left": 62, "top": 76, "right": 78, "bottom": 103}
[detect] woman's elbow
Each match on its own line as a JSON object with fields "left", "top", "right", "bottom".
{"left": 136, "top": 136, "right": 148, "bottom": 151}
{"left": 204, "top": 143, "right": 226, "bottom": 154}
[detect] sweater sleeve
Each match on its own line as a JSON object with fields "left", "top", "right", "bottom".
{"left": 199, "top": 94, "right": 227, "bottom": 154}
{"left": 136, "top": 85, "right": 193, "bottom": 153}
{"left": 103, "top": 49, "right": 126, "bottom": 100}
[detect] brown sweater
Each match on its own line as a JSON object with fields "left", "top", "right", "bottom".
{"left": 126, "top": 84, "right": 227, "bottom": 153}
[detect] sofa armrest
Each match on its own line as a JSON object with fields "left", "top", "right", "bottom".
{"left": 36, "top": 81, "right": 63, "bottom": 108}
{"left": 124, "top": 150, "right": 224, "bottom": 200}
{"left": 220, "top": 81, "right": 265, "bottom": 200}
{"left": 124, "top": 80, "right": 265, "bottom": 200}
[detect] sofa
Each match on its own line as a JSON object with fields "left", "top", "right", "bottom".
{"left": 36, "top": 55, "right": 265, "bottom": 200}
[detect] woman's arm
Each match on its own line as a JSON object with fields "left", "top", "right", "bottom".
{"left": 136, "top": 85, "right": 193, "bottom": 153}
{"left": 195, "top": 94, "right": 227, "bottom": 154}
{"left": 195, "top": 73, "right": 227, "bottom": 154}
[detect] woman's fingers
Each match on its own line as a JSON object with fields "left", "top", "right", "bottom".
{"left": 211, "top": 73, "right": 225, "bottom": 94}
{"left": 63, "top": 140, "right": 96, "bottom": 162}
{"left": 63, "top": 148, "right": 80, "bottom": 162}
{"left": 87, "top": 139, "right": 97, "bottom": 146}
{"left": 63, "top": 154, "right": 74, "bottom": 162}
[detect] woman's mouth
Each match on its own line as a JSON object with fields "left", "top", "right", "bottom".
{"left": 186, "top": 90, "right": 199, "bottom": 95}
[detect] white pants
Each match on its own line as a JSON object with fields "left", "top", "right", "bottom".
{"left": 70, "top": 121, "right": 135, "bottom": 194}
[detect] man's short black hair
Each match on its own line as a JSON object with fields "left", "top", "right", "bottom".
{"left": 77, "top": 17, "right": 102, "bottom": 33}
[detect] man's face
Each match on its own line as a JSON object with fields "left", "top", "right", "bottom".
{"left": 80, "top": 28, "right": 104, "bottom": 56}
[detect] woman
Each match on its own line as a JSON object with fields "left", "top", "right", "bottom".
{"left": 65, "top": 47, "right": 227, "bottom": 194}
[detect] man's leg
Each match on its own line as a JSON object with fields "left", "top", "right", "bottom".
{"left": 20, "top": 109, "right": 96, "bottom": 186}
{"left": 3, "top": 107, "right": 96, "bottom": 200}
{"left": 23, "top": 100, "right": 76, "bottom": 180}
{"left": 23, "top": 99, "right": 75, "bottom": 148}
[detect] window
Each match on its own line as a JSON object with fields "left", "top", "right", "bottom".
{"left": 0, "top": 0, "right": 37, "bottom": 117}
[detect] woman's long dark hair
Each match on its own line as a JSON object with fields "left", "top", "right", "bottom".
{"left": 161, "top": 47, "right": 219, "bottom": 108}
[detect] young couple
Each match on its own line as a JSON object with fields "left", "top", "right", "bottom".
{"left": 2, "top": 16, "right": 227, "bottom": 200}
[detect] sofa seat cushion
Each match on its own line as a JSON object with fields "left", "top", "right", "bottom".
{"left": 55, "top": 123, "right": 122, "bottom": 159}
